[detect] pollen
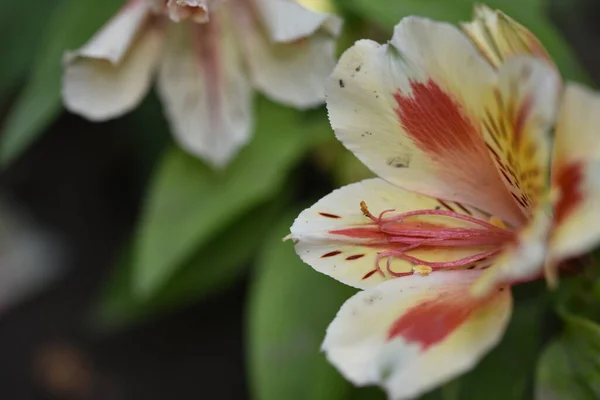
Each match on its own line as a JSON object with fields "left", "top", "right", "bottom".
{"left": 360, "top": 201, "right": 370, "bottom": 216}
{"left": 488, "top": 216, "right": 507, "bottom": 230}
{"left": 413, "top": 265, "right": 433, "bottom": 276}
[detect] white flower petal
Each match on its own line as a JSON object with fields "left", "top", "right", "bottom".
{"left": 326, "top": 17, "right": 526, "bottom": 226}
{"left": 157, "top": 19, "right": 253, "bottom": 167}
{"left": 230, "top": 2, "right": 336, "bottom": 108}
{"left": 550, "top": 83, "right": 600, "bottom": 263}
{"left": 290, "top": 178, "right": 495, "bottom": 289}
{"left": 323, "top": 271, "right": 512, "bottom": 399}
{"left": 253, "top": 0, "right": 341, "bottom": 42}
{"left": 62, "top": 2, "right": 163, "bottom": 121}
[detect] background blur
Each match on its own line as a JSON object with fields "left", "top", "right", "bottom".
{"left": 1, "top": 0, "right": 600, "bottom": 399}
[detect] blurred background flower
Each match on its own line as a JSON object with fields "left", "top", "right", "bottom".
{"left": 62, "top": 0, "right": 341, "bottom": 167}
{"left": 0, "top": 0, "right": 600, "bottom": 399}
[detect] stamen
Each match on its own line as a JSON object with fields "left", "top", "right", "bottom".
{"left": 360, "top": 202, "right": 513, "bottom": 277}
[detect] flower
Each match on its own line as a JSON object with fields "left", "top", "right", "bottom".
{"left": 288, "top": 6, "right": 600, "bottom": 399}
{"left": 62, "top": 0, "right": 341, "bottom": 167}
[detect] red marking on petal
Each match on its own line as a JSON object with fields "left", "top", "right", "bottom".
{"left": 321, "top": 251, "right": 342, "bottom": 258}
{"left": 394, "top": 80, "right": 481, "bottom": 157}
{"left": 514, "top": 96, "right": 533, "bottom": 147}
{"left": 346, "top": 254, "right": 365, "bottom": 260}
{"left": 387, "top": 293, "right": 471, "bottom": 350}
{"left": 554, "top": 162, "right": 584, "bottom": 224}
{"left": 386, "top": 289, "right": 502, "bottom": 350}
{"left": 329, "top": 227, "right": 387, "bottom": 240}
{"left": 319, "top": 212, "right": 342, "bottom": 219}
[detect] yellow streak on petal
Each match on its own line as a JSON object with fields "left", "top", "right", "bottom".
{"left": 488, "top": 216, "right": 507, "bottom": 230}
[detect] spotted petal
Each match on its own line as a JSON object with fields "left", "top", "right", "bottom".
{"left": 62, "top": 0, "right": 162, "bottom": 120}
{"left": 157, "top": 17, "right": 253, "bottom": 167}
{"left": 290, "top": 178, "right": 497, "bottom": 290}
{"left": 326, "top": 16, "right": 524, "bottom": 225}
{"left": 323, "top": 270, "right": 512, "bottom": 400}
{"left": 461, "top": 5, "right": 551, "bottom": 68}
{"left": 548, "top": 83, "right": 600, "bottom": 279}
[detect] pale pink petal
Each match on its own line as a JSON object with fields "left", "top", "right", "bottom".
{"left": 62, "top": 0, "right": 162, "bottom": 120}
{"left": 327, "top": 17, "right": 525, "bottom": 225}
{"left": 253, "top": 0, "right": 341, "bottom": 42}
{"left": 157, "top": 18, "right": 252, "bottom": 167}
{"left": 290, "top": 178, "right": 500, "bottom": 290}
{"left": 323, "top": 270, "right": 512, "bottom": 399}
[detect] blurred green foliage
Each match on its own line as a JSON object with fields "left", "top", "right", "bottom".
{"left": 247, "top": 210, "right": 356, "bottom": 400}
{"left": 1, "top": 0, "right": 600, "bottom": 399}
{"left": 0, "top": 0, "right": 124, "bottom": 165}
{"left": 132, "top": 98, "right": 331, "bottom": 296}
{"left": 536, "top": 313, "right": 600, "bottom": 399}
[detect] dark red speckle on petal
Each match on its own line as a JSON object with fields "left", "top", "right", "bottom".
{"left": 319, "top": 212, "right": 341, "bottom": 219}
{"left": 321, "top": 251, "right": 342, "bottom": 258}
{"left": 346, "top": 254, "right": 365, "bottom": 261}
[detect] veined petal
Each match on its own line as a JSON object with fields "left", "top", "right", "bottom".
{"left": 157, "top": 16, "right": 253, "bottom": 168}
{"left": 290, "top": 178, "right": 498, "bottom": 290}
{"left": 62, "top": 1, "right": 163, "bottom": 121}
{"left": 549, "top": 83, "right": 600, "bottom": 267}
{"left": 253, "top": 0, "right": 342, "bottom": 42}
{"left": 230, "top": 1, "right": 335, "bottom": 108}
{"left": 323, "top": 271, "right": 512, "bottom": 400}
{"left": 327, "top": 17, "right": 524, "bottom": 225}
{"left": 461, "top": 5, "right": 551, "bottom": 68}
{"left": 481, "top": 56, "right": 560, "bottom": 217}
{"left": 472, "top": 208, "right": 549, "bottom": 296}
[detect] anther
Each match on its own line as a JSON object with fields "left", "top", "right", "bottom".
{"left": 413, "top": 265, "right": 433, "bottom": 276}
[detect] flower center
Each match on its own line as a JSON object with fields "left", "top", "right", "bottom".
{"left": 360, "top": 202, "right": 514, "bottom": 277}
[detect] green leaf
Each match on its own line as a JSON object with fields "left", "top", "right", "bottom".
{"left": 535, "top": 314, "right": 600, "bottom": 400}
{"left": 0, "top": 0, "right": 64, "bottom": 98}
{"left": 0, "top": 0, "right": 123, "bottom": 166}
{"left": 247, "top": 209, "right": 355, "bottom": 400}
{"left": 95, "top": 198, "right": 286, "bottom": 330}
{"left": 342, "top": 0, "right": 588, "bottom": 82}
{"left": 134, "top": 98, "right": 331, "bottom": 296}
{"left": 452, "top": 286, "right": 547, "bottom": 400}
